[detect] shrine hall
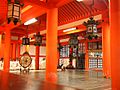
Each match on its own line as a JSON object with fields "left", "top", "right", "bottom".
{"left": 0, "top": 0, "right": 119, "bottom": 90}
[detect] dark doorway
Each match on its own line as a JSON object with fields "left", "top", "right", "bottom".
{"left": 76, "top": 53, "right": 85, "bottom": 69}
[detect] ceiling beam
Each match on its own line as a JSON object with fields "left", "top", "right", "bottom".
{"left": 47, "top": 0, "right": 60, "bottom": 4}
{"left": 11, "top": 32, "right": 26, "bottom": 35}
{"left": 93, "top": 0, "right": 108, "bottom": 10}
{"left": 40, "top": 14, "right": 102, "bottom": 35}
{"left": 23, "top": 0, "right": 48, "bottom": 9}
{"left": 0, "top": 26, "right": 4, "bottom": 33}
{"left": 21, "top": 7, "right": 46, "bottom": 22}
{"left": 102, "top": 0, "right": 109, "bottom": 8}
{"left": 56, "top": 0, "right": 74, "bottom": 7}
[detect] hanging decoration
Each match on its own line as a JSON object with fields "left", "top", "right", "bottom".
{"left": 83, "top": 0, "right": 101, "bottom": 40}
{"left": 7, "top": 0, "right": 24, "bottom": 25}
{"left": 22, "top": 26, "right": 30, "bottom": 45}
{"left": 22, "top": 38, "right": 30, "bottom": 45}
{"left": 83, "top": 17, "right": 100, "bottom": 40}
{"left": 19, "top": 51, "right": 32, "bottom": 68}
{"left": 68, "top": 34, "right": 79, "bottom": 48}
{"left": 34, "top": 32, "right": 42, "bottom": 46}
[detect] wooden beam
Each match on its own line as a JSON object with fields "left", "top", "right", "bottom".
{"left": 24, "top": 0, "right": 48, "bottom": 9}
{"left": 21, "top": 7, "right": 46, "bottom": 23}
{"left": 56, "top": 0, "right": 74, "bottom": 7}
{"left": 0, "top": 26, "right": 4, "bottom": 33}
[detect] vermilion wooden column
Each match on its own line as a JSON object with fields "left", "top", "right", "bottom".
{"left": 35, "top": 46, "right": 39, "bottom": 70}
{"left": 12, "top": 43, "right": 16, "bottom": 60}
{"left": 17, "top": 37, "right": 21, "bottom": 58}
{"left": 85, "top": 40, "right": 89, "bottom": 70}
{"left": 3, "top": 28, "right": 11, "bottom": 72}
{"left": 102, "top": 13, "right": 111, "bottom": 78}
{"left": 57, "top": 50, "right": 60, "bottom": 66}
{"left": 57, "top": 39, "right": 60, "bottom": 66}
{"left": 0, "top": 35, "right": 2, "bottom": 59}
{"left": 46, "top": 8, "right": 58, "bottom": 83}
{"left": 110, "top": 0, "right": 120, "bottom": 89}
{"left": 10, "top": 44, "right": 13, "bottom": 60}
{"left": 17, "top": 44, "right": 20, "bottom": 58}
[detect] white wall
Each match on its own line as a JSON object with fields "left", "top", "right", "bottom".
{"left": 20, "top": 45, "right": 46, "bottom": 56}
{"left": 40, "top": 46, "right": 46, "bottom": 56}
{"left": 19, "top": 45, "right": 46, "bottom": 69}
{"left": 29, "top": 45, "right": 35, "bottom": 55}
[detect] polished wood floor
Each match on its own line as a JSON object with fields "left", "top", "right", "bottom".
{"left": 0, "top": 71, "right": 81, "bottom": 90}
{"left": 11, "top": 70, "right": 111, "bottom": 90}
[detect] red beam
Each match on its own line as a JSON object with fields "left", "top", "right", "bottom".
{"left": 21, "top": 7, "right": 46, "bottom": 23}
{"left": 24, "top": 0, "right": 48, "bottom": 9}
{"left": 0, "top": 26, "right": 4, "bottom": 33}
{"left": 56, "top": 0, "right": 74, "bottom": 7}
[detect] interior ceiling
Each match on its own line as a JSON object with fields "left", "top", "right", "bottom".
{"left": 0, "top": 0, "right": 108, "bottom": 37}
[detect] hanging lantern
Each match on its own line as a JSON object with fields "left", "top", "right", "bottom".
{"left": 68, "top": 34, "right": 79, "bottom": 48}
{"left": 19, "top": 51, "right": 32, "bottom": 68}
{"left": 22, "top": 25, "right": 30, "bottom": 45}
{"left": 7, "top": 0, "right": 23, "bottom": 25}
{"left": 22, "top": 37, "right": 30, "bottom": 45}
{"left": 34, "top": 32, "right": 42, "bottom": 46}
{"left": 83, "top": 17, "right": 100, "bottom": 40}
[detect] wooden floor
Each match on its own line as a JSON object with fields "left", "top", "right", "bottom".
{"left": 0, "top": 71, "right": 80, "bottom": 90}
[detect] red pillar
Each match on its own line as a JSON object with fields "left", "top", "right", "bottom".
{"left": 17, "top": 37, "right": 21, "bottom": 58}
{"left": 0, "top": 35, "right": 2, "bottom": 59}
{"left": 10, "top": 44, "right": 13, "bottom": 60}
{"left": 46, "top": 8, "right": 58, "bottom": 83}
{"left": 17, "top": 44, "right": 20, "bottom": 58}
{"left": 57, "top": 39, "right": 60, "bottom": 66}
{"left": 12, "top": 43, "right": 16, "bottom": 60}
{"left": 57, "top": 50, "right": 60, "bottom": 66}
{"left": 35, "top": 46, "right": 39, "bottom": 70}
{"left": 110, "top": 0, "right": 120, "bottom": 89}
{"left": 85, "top": 40, "right": 89, "bottom": 70}
{"left": 102, "top": 13, "right": 111, "bottom": 78}
{"left": 3, "top": 28, "right": 11, "bottom": 72}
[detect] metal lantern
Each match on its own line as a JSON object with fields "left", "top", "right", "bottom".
{"left": 22, "top": 37, "right": 30, "bottom": 45}
{"left": 68, "top": 34, "right": 79, "bottom": 47}
{"left": 34, "top": 32, "right": 42, "bottom": 46}
{"left": 7, "top": 0, "right": 22, "bottom": 25}
{"left": 83, "top": 17, "right": 100, "bottom": 40}
{"left": 83, "top": 17, "right": 99, "bottom": 34}
{"left": 19, "top": 51, "right": 32, "bottom": 68}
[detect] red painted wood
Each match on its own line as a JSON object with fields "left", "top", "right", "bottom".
{"left": 56, "top": 0, "right": 73, "bottom": 7}
{"left": 35, "top": 46, "right": 40, "bottom": 70}
{"left": 0, "top": 0, "right": 106, "bottom": 37}
{"left": 110, "top": 0, "right": 120, "bottom": 89}
{"left": 24, "top": 0, "right": 48, "bottom": 8}
{"left": 0, "top": 35, "right": 2, "bottom": 59}
{"left": 17, "top": 44, "right": 21, "bottom": 58}
{"left": 102, "top": 11, "right": 111, "bottom": 78}
{"left": 3, "top": 28, "right": 11, "bottom": 72}
{"left": 85, "top": 40, "right": 89, "bottom": 71}
{"left": 46, "top": 8, "right": 58, "bottom": 83}
{"left": 0, "top": 0, "right": 7, "bottom": 24}
{"left": 102, "top": 20, "right": 111, "bottom": 78}
{"left": 12, "top": 43, "right": 16, "bottom": 60}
